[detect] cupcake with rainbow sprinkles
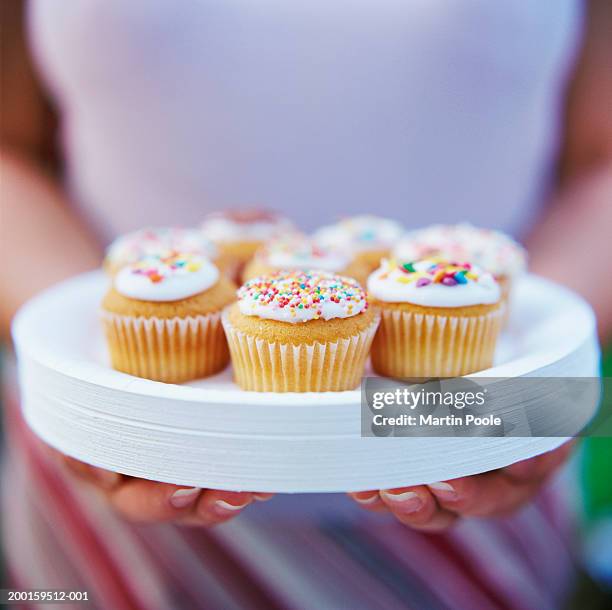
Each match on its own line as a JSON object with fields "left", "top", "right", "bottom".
{"left": 102, "top": 251, "right": 235, "bottom": 383}
{"left": 368, "top": 258, "right": 504, "bottom": 379}
{"left": 313, "top": 215, "right": 403, "bottom": 274}
{"left": 222, "top": 271, "right": 380, "bottom": 392}
{"left": 103, "top": 227, "right": 221, "bottom": 275}
{"left": 393, "top": 223, "right": 526, "bottom": 323}
{"left": 242, "top": 234, "right": 369, "bottom": 285}
{"left": 201, "top": 208, "right": 295, "bottom": 280}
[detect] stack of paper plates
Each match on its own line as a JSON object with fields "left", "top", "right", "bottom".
{"left": 13, "top": 272, "right": 599, "bottom": 493}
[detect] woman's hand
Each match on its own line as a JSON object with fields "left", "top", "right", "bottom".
{"left": 58, "top": 453, "right": 272, "bottom": 527}
{"left": 348, "top": 441, "right": 574, "bottom": 531}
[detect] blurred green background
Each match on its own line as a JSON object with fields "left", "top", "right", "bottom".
{"left": 582, "top": 347, "right": 612, "bottom": 523}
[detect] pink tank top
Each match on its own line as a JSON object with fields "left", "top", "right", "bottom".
{"left": 28, "top": 0, "right": 583, "bottom": 241}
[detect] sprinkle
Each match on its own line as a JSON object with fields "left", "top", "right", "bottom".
{"left": 433, "top": 270, "right": 446, "bottom": 283}
{"left": 455, "top": 270, "right": 468, "bottom": 284}
{"left": 106, "top": 227, "right": 217, "bottom": 266}
{"left": 377, "top": 258, "right": 491, "bottom": 289}
{"left": 238, "top": 270, "right": 367, "bottom": 319}
{"left": 129, "top": 251, "right": 208, "bottom": 285}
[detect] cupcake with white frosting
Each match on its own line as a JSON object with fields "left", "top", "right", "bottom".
{"left": 104, "top": 227, "right": 221, "bottom": 275}
{"left": 201, "top": 208, "right": 295, "bottom": 280}
{"left": 393, "top": 223, "right": 527, "bottom": 322}
{"left": 241, "top": 234, "right": 369, "bottom": 284}
{"left": 368, "top": 259, "right": 504, "bottom": 379}
{"left": 102, "top": 251, "right": 235, "bottom": 383}
{"left": 313, "top": 215, "right": 403, "bottom": 273}
{"left": 222, "top": 271, "right": 379, "bottom": 392}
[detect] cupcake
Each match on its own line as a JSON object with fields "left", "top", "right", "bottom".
{"left": 368, "top": 259, "right": 503, "bottom": 379}
{"left": 103, "top": 227, "right": 223, "bottom": 276}
{"left": 201, "top": 208, "right": 295, "bottom": 280}
{"left": 313, "top": 215, "right": 403, "bottom": 273}
{"left": 393, "top": 223, "right": 527, "bottom": 322}
{"left": 241, "top": 234, "right": 369, "bottom": 285}
{"left": 102, "top": 251, "right": 235, "bottom": 383}
{"left": 222, "top": 271, "right": 379, "bottom": 392}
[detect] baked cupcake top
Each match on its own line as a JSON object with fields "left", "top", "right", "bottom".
{"left": 255, "top": 235, "right": 350, "bottom": 272}
{"left": 201, "top": 208, "right": 295, "bottom": 243}
{"left": 105, "top": 227, "right": 217, "bottom": 270}
{"left": 313, "top": 215, "right": 403, "bottom": 252}
{"left": 238, "top": 271, "right": 367, "bottom": 323}
{"left": 368, "top": 259, "right": 500, "bottom": 307}
{"left": 114, "top": 252, "right": 220, "bottom": 302}
{"left": 393, "top": 223, "right": 527, "bottom": 278}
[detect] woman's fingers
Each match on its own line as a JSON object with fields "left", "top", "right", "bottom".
{"left": 56, "top": 450, "right": 267, "bottom": 525}
{"left": 107, "top": 479, "right": 203, "bottom": 523}
{"left": 348, "top": 490, "right": 388, "bottom": 512}
{"left": 428, "top": 443, "right": 576, "bottom": 519}
{"left": 193, "top": 490, "right": 255, "bottom": 526}
{"left": 380, "top": 485, "right": 457, "bottom": 531}
{"left": 427, "top": 473, "right": 537, "bottom": 518}
{"left": 352, "top": 443, "right": 577, "bottom": 527}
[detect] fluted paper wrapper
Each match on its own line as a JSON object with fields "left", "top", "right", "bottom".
{"left": 102, "top": 312, "right": 229, "bottom": 383}
{"left": 222, "top": 313, "right": 380, "bottom": 392}
{"left": 498, "top": 276, "right": 512, "bottom": 327}
{"left": 371, "top": 305, "right": 504, "bottom": 379}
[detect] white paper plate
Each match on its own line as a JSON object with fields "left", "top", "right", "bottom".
{"left": 13, "top": 271, "right": 599, "bottom": 493}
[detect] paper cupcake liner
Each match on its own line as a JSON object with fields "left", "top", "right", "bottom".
{"left": 371, "top": 305, "right": 504, "bottom": 379}
{"left": 498, "top": 276, "right": 512, "bottom": 327}
{"left": 102, "top": 311, "right": 229, "bottom": 383}
{"left": 222, "top": 312, "right": 380, "bottom": 392}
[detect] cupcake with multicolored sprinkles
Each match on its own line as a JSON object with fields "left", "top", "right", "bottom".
{"left": 222, "top": 271, "right": 379, "bottom": 392}
{"left": 368, "top": 259, "right": 503, "bottom": 379}
{"left": 102, "top": 251, "right": 235, "bottom": 383}
{"left": 393, "top": 223, "right": 527, "bottom": 323}
{"left": 201, "top": 208, "right": 296, "bottom": 280}
{"left": 313, "top": 215, "right": 403, "bottom": 274}
{"left": 103, "top": 227, "right": 224, "bottom": 275}
{"left": 241, "top": 234, "right": 369, "bottom": 284}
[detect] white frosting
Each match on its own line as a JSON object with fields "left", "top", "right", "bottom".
{"left": 114, "top": 253, "right": 219, "bottom": 302}
{"left": 393, "top": 223, "right": 527, "bottom": 277}
{"left": 201, "top": 210, "right": 295, "bottom": 243}
{"left": 313, "top": 215, "right": 403, "bottom": 252}
{"left": 105, "top": 227, "right": 217, "bottom": 268}
{"left": 237, "top": 271, "right": 367, "bottom": 323}
{"left": 260, "top": 236, "right": 350, "bottom": 272}
{"left": 367, "top": 259, "right": 500, "bottom": 307}
{"left": 238, "top": 294, "right": 365, "bottom": 322}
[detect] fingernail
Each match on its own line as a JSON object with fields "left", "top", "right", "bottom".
{"left": 253, "top": 493, "right": 273, "bottom": 502}
{"left": 353, "top": 493, "right": 380, "bottom": 506}
{"left": 170, "top": 487, "right": 201, "bottom": 509}
{"left": 214, "top": 499, "right": 250, "bottom": 514}
{"left": 428, "top": 482, "right": 458, "bottom": 500}
{"left": 381, "top": 490, "right": 423, "bottom": 513}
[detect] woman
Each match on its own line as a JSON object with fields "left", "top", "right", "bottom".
{"left": 2, "top": 1, "right": 611, "bottom": 608}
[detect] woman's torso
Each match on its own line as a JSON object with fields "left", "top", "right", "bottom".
{"left": 28, "top": 0, "right": 582, "bottom": 239}
{"left": 7, "top": 4, "right": 585, "bottom": 607}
